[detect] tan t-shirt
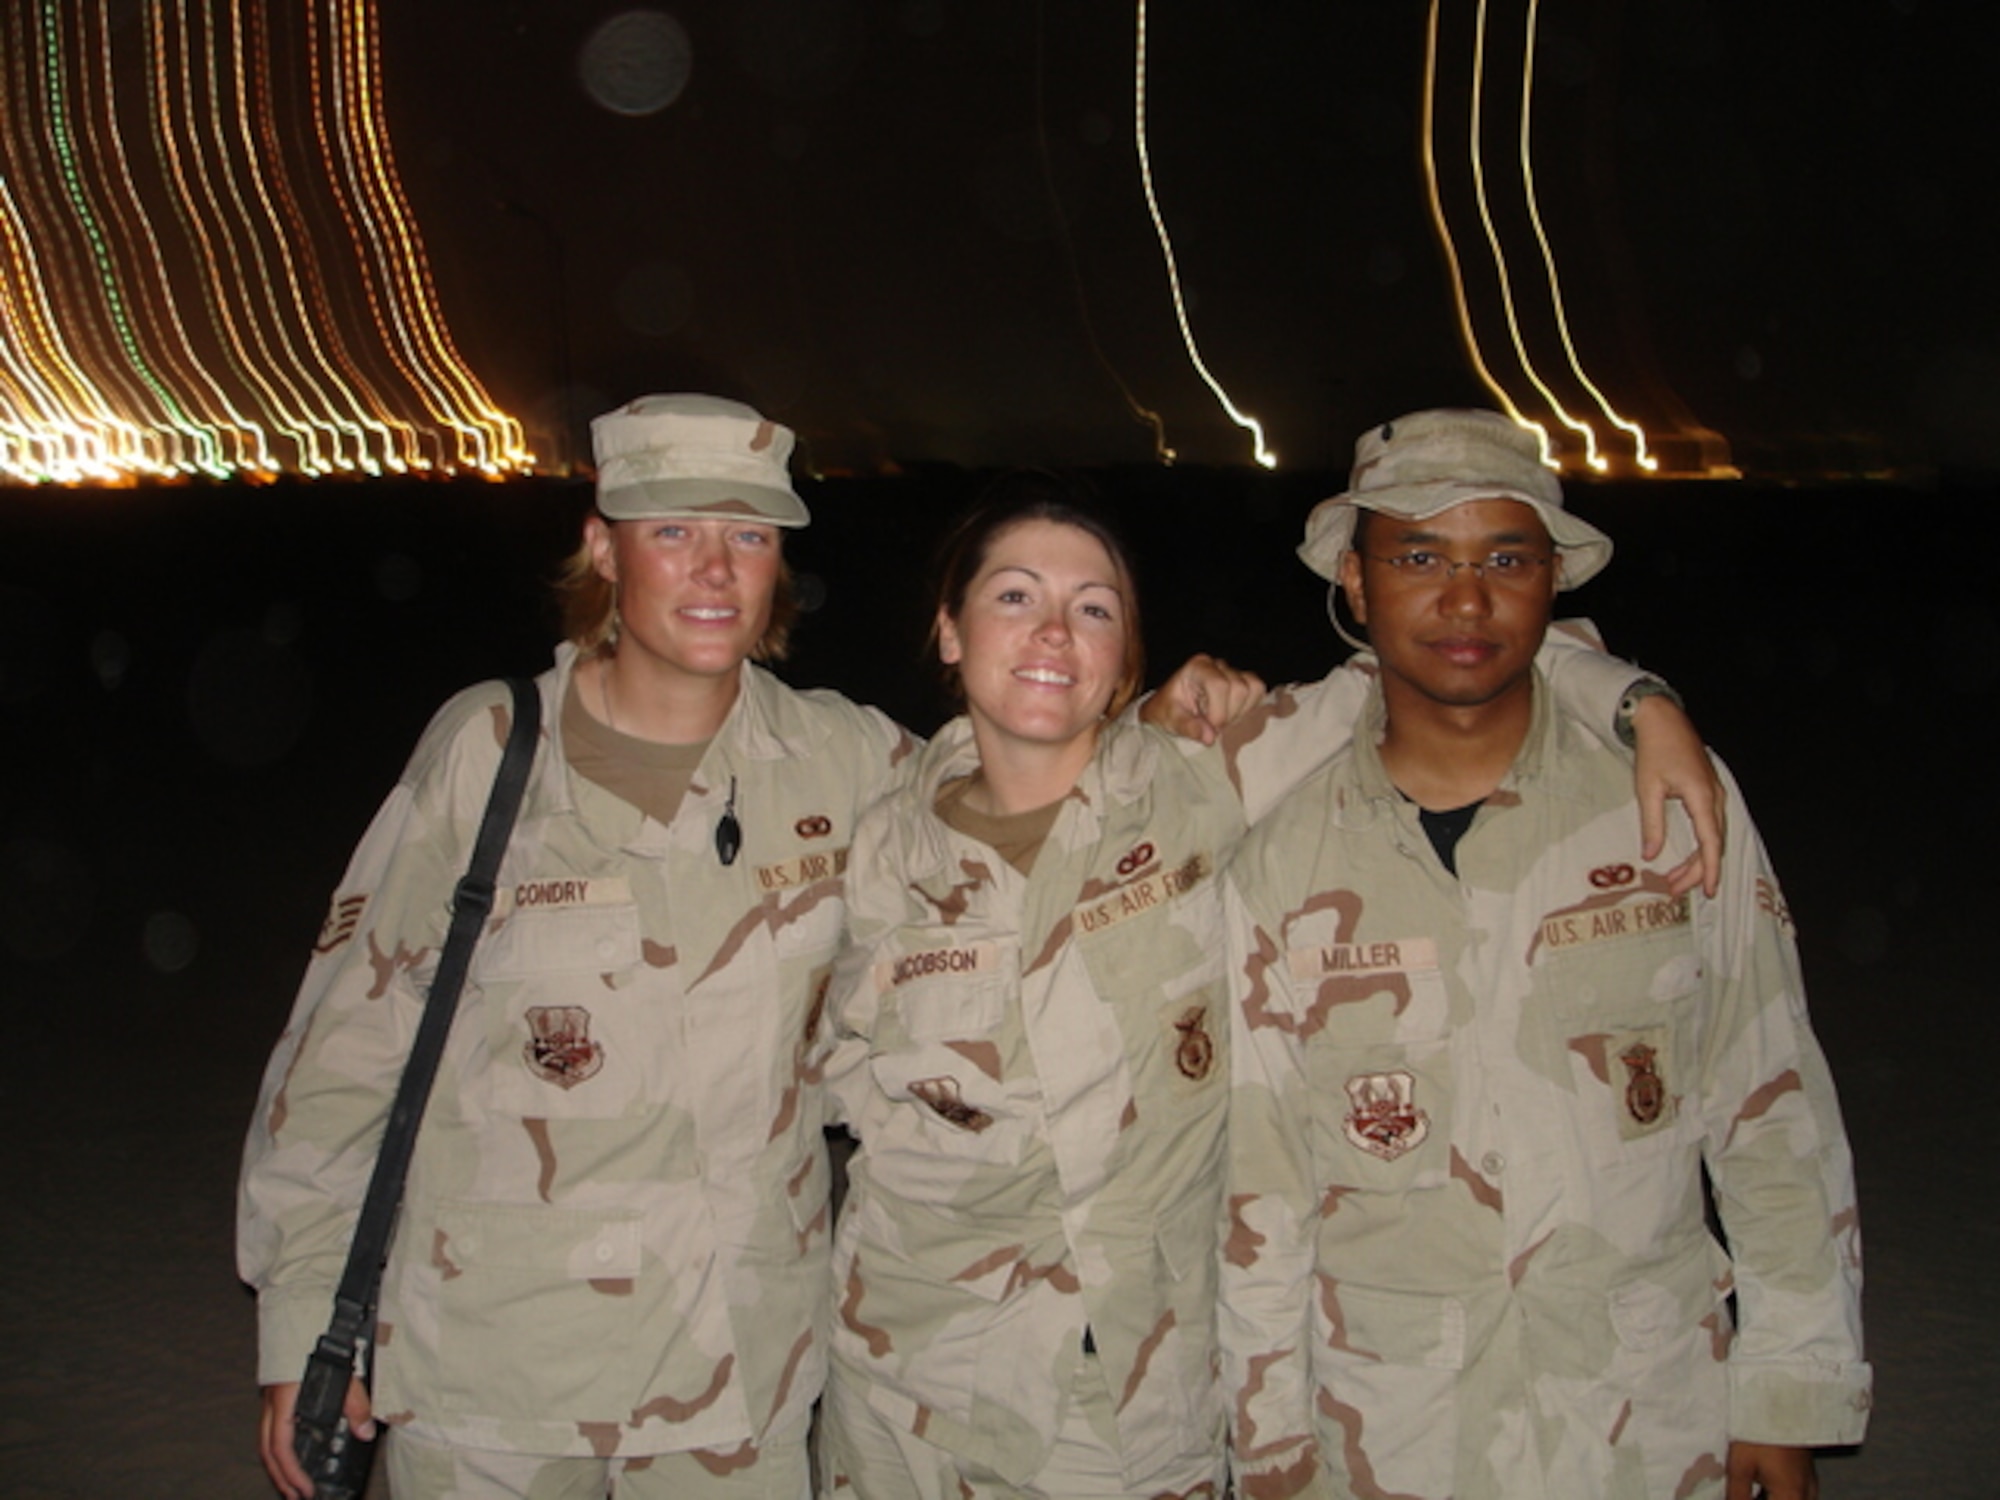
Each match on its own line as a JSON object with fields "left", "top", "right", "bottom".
{"left": 561, "top": 672, "right": 710, "bottom": 827}
{"left": 934, "top": 772, "right": 1063, "bottom": 875}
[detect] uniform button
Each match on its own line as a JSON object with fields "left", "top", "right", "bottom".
{"left": 1481, "top": 1151, "right": 1506, "bottom": 1176}
{"left": 594, "top": 1241, "right": 615, "bottom": 1263}
{"left": 596, "top": 937, "right": 617, "bottom": 960}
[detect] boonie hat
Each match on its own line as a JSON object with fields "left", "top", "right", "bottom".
{"left": 1298, "top": 408, "right": 1611, "bottom": 589}
{"left": 592, "top": 393, "right": 809, "bottom": 527}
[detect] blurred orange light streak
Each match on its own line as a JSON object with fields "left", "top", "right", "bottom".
{"left": 1465, "top": 0, "right": 1591, "bottom": 466}
{"left": 1423, "top": 0, "right": 1677, "bottom": 474}
{"left": 1421, "top": 0, "right": 1531, "bottom": 440}
{"left": 0, "top": 0, "right": 527, "bottom": 484}
{"left": 159, "top": 0, "right": 331, "bottom": 472}
{"left": 326, "top": 0, "right": 523, "bottom": 472}
{"left": 75, "top": 0, "right": 251, "bottom": 473}
{"left": 1134, "top": 0, "right": 1275, "bottom": 469}
{"left": 1515, "top": 0, "right": 1654, "bottom": 471}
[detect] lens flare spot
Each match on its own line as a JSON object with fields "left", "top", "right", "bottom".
{"left": 579, "top": 10, "right": 693, "bottom": 118}
{"left": 143, "top": 910, "right": 201, "bottom": 974}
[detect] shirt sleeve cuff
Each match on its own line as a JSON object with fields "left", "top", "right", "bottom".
{"left": 1729, "top": 1359, "right": 1874, "bottom": 1447}
{"left": 258, "top": 1287, "right": 340, "bottom": 1387}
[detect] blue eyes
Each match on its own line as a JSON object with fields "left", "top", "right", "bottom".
{"left": 650, "top": 524, "right": 772, "bottom": 547}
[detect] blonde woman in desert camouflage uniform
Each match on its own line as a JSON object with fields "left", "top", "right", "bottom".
{"left": 238, "top": 396, "right": 914, "bottom": 1500}
{"left": 817, "top": 472, "right": 1722, "bottom": 1500}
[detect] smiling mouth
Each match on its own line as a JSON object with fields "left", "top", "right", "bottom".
{"left": 679, "top": 607, "right": 739, "bottom": 622}
{"left": 1014, "top": 666, "right": 1076, "bottom": 686}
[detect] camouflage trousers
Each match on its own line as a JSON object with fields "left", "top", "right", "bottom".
{"left": 382, "top": 1415, "right": 809, "bottom": 1500}
{"left": 817, "top": 1355, "right": 1224, "bottom": 1500}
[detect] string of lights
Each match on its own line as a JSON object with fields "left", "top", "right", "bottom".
{"left": 0, "top": 0, "right": 528, "bottom": 485}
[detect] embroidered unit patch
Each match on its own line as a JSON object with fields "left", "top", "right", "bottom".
{"left": 522, "top": 1005, "right": 605, "bottom": 1089}
{"left": 1343, "top": 1069, "right": 1430, "bottom": 1160}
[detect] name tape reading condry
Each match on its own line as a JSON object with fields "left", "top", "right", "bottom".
{"left": 1539, "top": 893, "right": 1689, "bottom": 953}
{"left": 494, "top": 876, "right": 635, "bottom": 917}
{"left": 1287, "top": 936, "right": 1440, "bottom": 982}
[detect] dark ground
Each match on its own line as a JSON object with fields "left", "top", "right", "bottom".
{"left": 2, "top": 469, "right": 1995, "bottom": 1497}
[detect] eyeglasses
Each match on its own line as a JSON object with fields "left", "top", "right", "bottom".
{"left": 1363, "top": 549, "right": 1554, "bottom": 588}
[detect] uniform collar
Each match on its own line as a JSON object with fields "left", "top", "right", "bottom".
{"left": 1343, "top": 666, "right": 1587, "bottom": 828}
{"left": 540, "top": 644, "right": 827, "bottom": 828}
{"left": 904, "top": 712, "right": 1161, "bottom": 873}
{"left": 910, "top": 713, "right": 1158, "bottom": 808}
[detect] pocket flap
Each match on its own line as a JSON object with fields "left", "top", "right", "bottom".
{"left": 436, "top": 1202, "right": 644, "bottom": 1279}
{"left": 481, "top": 904, "right": 641, "bottom": 978}
{"left": 1329, "top": 1281, "right": 1469, "bottom": 1371}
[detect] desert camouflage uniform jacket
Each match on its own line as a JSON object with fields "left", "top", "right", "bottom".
{"left": 825, "top": 713, "right": 1248, "bottom": 1491}
{"left": 238, "top": 644, "right": 913, "bottom": 1459}
{"left": 1221, "top": 676, "right": 1869, "bottom": 1500}
{"left": 822, "top": 634, "right": 1650, "bottom": 1491}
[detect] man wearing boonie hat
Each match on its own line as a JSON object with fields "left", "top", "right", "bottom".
{"left": 1295, "top": 406, "right": 1614, "bottom": 593}
{"left": 1220, "top": 408, "right": 1869, "bottom": 1499}
{"left": 241, "top": 393, "right": 918, "bottom": 1500}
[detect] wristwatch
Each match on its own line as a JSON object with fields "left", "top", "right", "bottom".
{"left": 1614, "top": 677, "right": 1685, "bottom": 749}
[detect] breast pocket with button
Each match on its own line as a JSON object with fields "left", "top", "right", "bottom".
{"left": 1539, "top": 923, "right": 1704, "bottom": 1168}
{"left": 1295, "top": 940, "right": 1455, "bottom": 1194}
{"left": 476, "top": 901, "right": 650, "bottom": 1120}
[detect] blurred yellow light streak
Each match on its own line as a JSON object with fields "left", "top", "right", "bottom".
{"left": 1515, "top": 0, "right": 1653, "bottom": 471}
{"left": 156, "top": 0, "right": 330, "bottom": 472}
{"left": 332, "top": 0, "right": 523, "bottom": 472}
{"left": 1134, "top": 0, "right": 1275, "bottom": 469}
{"left": 0, "top": 0, "right": 527, "bottom": 485}
{"left": 1421, "top": 1, "right": 1532, "bottom": 438}
{"left": 72, "top": 0, "right": 244, "bottom": 474}
{"left": 1465, "top": 0, "right": 1593, "bottom": 467}
{"left": 1032, "top": 0, "right": 1173, "bottom": 464}
{"left": 1423, "top": 0, "right": 1683, "bottom": 475}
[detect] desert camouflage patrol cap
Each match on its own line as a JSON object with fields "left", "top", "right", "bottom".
{"left": 592, "top": 393, "right": 809, "bottom": 528}
{"left": 1298, "top": 408, "right": 1612, "bottom": 589}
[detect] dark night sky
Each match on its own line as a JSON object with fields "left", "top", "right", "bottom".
{"left": 379, "top": 1, "right": 1997, "bottom": 479}
{"left": 3, "top": 13, "right": 1997, "bottom": 1487}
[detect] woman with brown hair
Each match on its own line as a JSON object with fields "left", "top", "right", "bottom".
{"left": 818, "top": 470, "right": 1716, "bottom": 1499}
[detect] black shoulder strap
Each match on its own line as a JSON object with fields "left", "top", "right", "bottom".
{"left": 314, "top": 676, "right": 541, "bottom": 1361}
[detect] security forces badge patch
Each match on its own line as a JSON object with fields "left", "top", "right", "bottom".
{"left": 1612, "top": 1026, "right": 1676, "bottom": 1141}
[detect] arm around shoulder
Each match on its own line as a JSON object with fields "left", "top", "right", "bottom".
{"left": 1539, "top": 623, "right": 1724, "bottom": 896}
